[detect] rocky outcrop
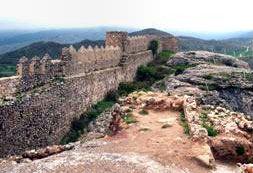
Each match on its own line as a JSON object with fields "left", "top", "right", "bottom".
{"left": 167, "top": 51, "right": 250, "bottom": 69}
{"left": 156, "top": 51, "right": 253, "bottom": 117}
{"left": 152, "top": 51, "right": 253, "bottom": 165}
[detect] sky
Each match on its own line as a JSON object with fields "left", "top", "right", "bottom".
{"left": 0, "top": 0, "right": 253, "bottom": 32}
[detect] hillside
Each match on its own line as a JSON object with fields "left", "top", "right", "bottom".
{"left": 129, "top": 28, "right": 174, "bottom": 37}
{"left": 0, "top": 40, "right": 104, "bottom": 66}
{"left": 0, "top": 27, "right": 134, "bottom": 54}
{"left": 178, "top": 36, "right": 253, "bottom": 57}
{"left": 0, "top": 40, "right": 104, "bottom": 77}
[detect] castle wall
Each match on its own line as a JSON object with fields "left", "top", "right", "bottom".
{"left": 160, "top": 37, "right": 178, "bottom": 52}
{"left": 0, "top": 50, "right": 152, "bottom": 157}
{"left": 63, "top": 45, "right": 122, "bottom": 75}
{"left": 0, "top": 30, "right": 178, "bottom": 157}
{"left": 125, "top": 36, "right": 150, "bottom": 54}
{"left": 0, "top": 76, "right": 20, "bottom": 99}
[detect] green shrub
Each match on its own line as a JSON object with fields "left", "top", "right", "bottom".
{"left": 202, "top": 123, "right": 218, "bottom": 137}
{"left": 137, "top": 65, "right": 157, "bottom": 81}
{"left": 106, "top": 90, "right": 119, "bottom": 102}
{"left": 236, "top": 146, "right": 245, "bottom": 156}
{"left": 148, "top": 40, "right": 159, "bottom": 56}
{"left": 173, "top": 64, "right": 196, "bottom": 75}
{"left": 118, "top": 82, "right": 151, "bottom": 96}
{"left": 179, "top": 112, "right": 190, "bottom": 135}
{"left": 60, "top": 99, "right": 115, "bottom": 144}
{"left": 159, "top": 50, "right": 174, "bottom": 58}
{"left": 157, "top": 50, "right": 174, "bottom": 64}
{"left": 123, "top": 113, "right": 138, "bottom": 124}
{"left": 139, "top": 109, "right": 149, "bottom": 115}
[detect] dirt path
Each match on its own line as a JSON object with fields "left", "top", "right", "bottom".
{"left": 101, "top": 108, "right": 209, "bottom": 173}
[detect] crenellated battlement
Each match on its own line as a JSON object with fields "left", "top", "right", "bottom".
{"left": 125, "top": 35, "right": 150, "bottom": 54}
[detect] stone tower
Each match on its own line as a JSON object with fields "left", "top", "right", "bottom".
{"left": 105, "top": 31, "right": 128, "bottom": 51}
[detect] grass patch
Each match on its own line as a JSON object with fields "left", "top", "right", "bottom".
{"left": 139, "top": 109, "right": 149, "bottom": 115}
{"left": 179, "top": 112, "right": 190, "bottom": 135}
{"left": 123, "top": 113, "right": 138, "bottom": 124}
{"left": 199, "top": 112, "right": 218, "bottom": 137}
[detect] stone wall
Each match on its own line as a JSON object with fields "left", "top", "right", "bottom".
{"left": 0, "top": 30, "right": 153, "bottom": 157}
{"left": 0, "top": 76, "right": 20, "bottom": 98}
{"left": 63, "top": 45, "right": 122, "bottom": 75}
{"left": 160, "top": 37, "right": 178, "bottom": 52}
{"left": 0, "top": 30, "right": 179, "bottom": 157}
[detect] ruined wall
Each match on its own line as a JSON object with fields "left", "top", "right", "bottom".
{"left": 0, "top": 32, "right": 153, "bottom": 157}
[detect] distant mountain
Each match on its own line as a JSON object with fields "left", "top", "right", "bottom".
{"left": 129, "top": 28, "right": 174, "bottom": 37}
{"left": 178, "top": 36, "right": 253, "bottom": 57}
{"left": 0, "top": 27, "right": 135, "bottom": 55}
{"left": 0, "top": 40, "right": 104, "bottom": 66}
{"left": 236, "top": 31, "right": 253, "bottom": 39}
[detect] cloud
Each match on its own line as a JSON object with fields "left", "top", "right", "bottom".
{"left": 0, "top": 0, "right": 252, "bottom": 32}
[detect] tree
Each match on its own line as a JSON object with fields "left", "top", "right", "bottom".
{"left": 148, "top": 40, "right": 159, "bottom": 56}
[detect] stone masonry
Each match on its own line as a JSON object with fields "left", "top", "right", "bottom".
{"left": 0, "top": 31, "right": 175, "bottom": 157}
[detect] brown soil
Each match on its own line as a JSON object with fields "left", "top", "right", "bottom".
{"left": 102, "top": 108, "right": 209, "bottom": 173}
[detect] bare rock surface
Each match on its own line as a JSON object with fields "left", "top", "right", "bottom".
{"left": 155, "top": 51, "right": 253, "bottom": 117}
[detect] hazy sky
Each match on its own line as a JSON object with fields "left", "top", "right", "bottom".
{"left": 0, "top": 0, "right": 253, "bottom": 32}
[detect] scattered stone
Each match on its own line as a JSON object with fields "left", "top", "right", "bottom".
{"left": 161, "top": 123, "right": 173, "bottom": 128}
{"left": 194, "top": 154, "right": 215, "bottom": 168}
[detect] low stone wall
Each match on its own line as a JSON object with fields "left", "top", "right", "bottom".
{"left": 0, "top": 50, "right": 152, "bottom": 157}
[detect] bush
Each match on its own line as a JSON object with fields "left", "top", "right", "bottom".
{"left": 118, "top": 82, "right": 151, "bottom": 96}
{"left": 148, "top": 40, "right": 159, "bottom": 56}
{"left": 157, "top": 50, "right": 174, "bottom": 64}
{"left": 137, "top": 65, "right": 157, "bottom": 81}
{"left": 236, "top": 146, "right": 245, "bottom": 156}
{"left": 202, "top": 123, "right": 218, "bottom": 137}
{"left": 60, "top": 99, "right": 115, "bottom": 144}
{"left": 106, "top": 90, "right": 119, "bottom": 102}
{"left": 123, "top": 113, "right": 138, "bottom": 124}
{"left": 159, "top": 50, "right": 174, "bottom": 58}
